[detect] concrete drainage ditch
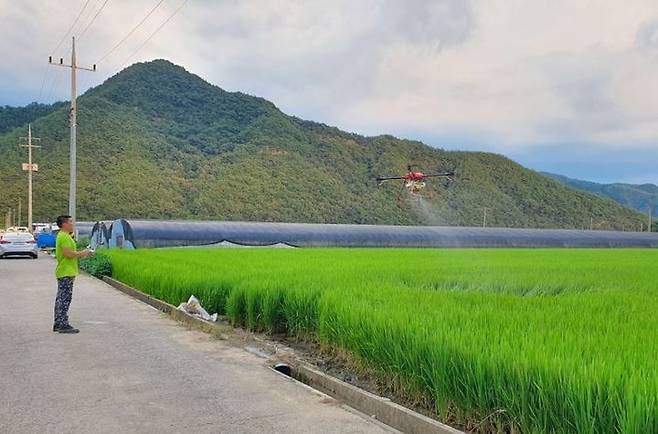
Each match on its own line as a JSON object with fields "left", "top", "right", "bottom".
{"left": 270, "top": 361, "right": 463, "bottom": 434}
{"left": 273, "top": 362, "right": 293, "bottom": 377}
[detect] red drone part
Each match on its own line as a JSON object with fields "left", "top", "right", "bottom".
{"left": 404, "top": 171, "right": 428, "bottom": 182}
{"left": 377, "top": 165, "right": 455, "bottom": 194}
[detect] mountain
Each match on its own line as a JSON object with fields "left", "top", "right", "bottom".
{"left": 0, "top": 102, "right": 66, "bottom": 135}
{"left": 0, "top": 60, "right": 647, "bottom": 230}
{"left": 542, "top": 172, "right": 657, "bottom": 220}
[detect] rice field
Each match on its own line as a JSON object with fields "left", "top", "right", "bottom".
{"left": 102, "top": 248, "right": 658, "bottom": 433}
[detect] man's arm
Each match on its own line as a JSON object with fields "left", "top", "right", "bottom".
{"left": 62, "top": 247, "right": 92, "bottom": 258}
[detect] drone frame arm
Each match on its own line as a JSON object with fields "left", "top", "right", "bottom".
{"left": 422, "top": 172, "right": 456, "bottom": 179}
{"left": 376, "top": 176, "right": 406, "bottom": 182}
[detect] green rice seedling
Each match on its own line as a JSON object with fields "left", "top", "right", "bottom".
{"left": 245, "top": 286, "right": 265, "bottom": 331}
{"left": 260, "top": 287, "right": 287, "bottom": 334}
{"left": 226, "top": 286, "right": 247, "bottom": 327}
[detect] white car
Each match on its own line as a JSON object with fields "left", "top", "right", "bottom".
{"left": 6, "top": 226, "right": 29, "bottom": 233}
{"left": 0, "top": 233, "right": 39, "bottom": 259}
{"left": 33, "top": 223, "right": 51, "bottom": 233}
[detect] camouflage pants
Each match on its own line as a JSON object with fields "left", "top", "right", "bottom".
{"left": 54, "top": 277, "right": 75, "bottom": 327}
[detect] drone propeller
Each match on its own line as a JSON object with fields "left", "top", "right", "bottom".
{"left": 376, "top": 176, "right": 406, "bottom": 184}
{"left": 423, "top": 172, "right": 455, "bottom": 177}
{"left": 423, "top": 172, "right": 455, "bottom": 181}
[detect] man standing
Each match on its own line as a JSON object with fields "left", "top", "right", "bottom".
{"left": 53, "top": 215, "right": 93, "bottom": 334}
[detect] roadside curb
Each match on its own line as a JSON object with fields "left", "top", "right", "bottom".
{"left": 101, "top": 276, "right": 464, "bottom": 434}
{"left": 296, "top": 365, "right": 462, "bottom": 434}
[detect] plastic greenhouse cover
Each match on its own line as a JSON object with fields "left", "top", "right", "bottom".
{"left": 103, "top": 219, "right": 658, "bottom": 249}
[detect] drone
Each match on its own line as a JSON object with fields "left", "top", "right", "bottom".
{"left": 376, "top": 164, "right": 455, "bottom": 194}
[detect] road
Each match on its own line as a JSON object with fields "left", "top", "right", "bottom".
{"left": 0, "top": 256, "right": 395, "bottom": 434}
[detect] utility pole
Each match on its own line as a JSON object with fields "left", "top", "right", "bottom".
{"left": 19, "top": 124, "right": 41, "bottom": 233}
{"left": 49, "top": 36, "right": 96, "bottom": 223}
{"left": 482, "top": 207, "right": 490, "bottom": 228}
{"left": 650, "top": 207, "right": 653, "bottom": 232}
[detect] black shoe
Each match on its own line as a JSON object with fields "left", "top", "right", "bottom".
{"left": 55, "top": 324, "right": 79, "bottom": 334}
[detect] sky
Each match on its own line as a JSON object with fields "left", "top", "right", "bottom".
{"left": 1, "top": 0, "right": 657, "bottom": 184}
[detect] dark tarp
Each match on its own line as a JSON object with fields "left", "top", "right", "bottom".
{"left": 90, "top": 221, "right": 113, "bottom": 249}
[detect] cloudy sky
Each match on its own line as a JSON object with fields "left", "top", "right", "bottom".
{"left": 2, "top": 0, "right": 658, "bottom": 184}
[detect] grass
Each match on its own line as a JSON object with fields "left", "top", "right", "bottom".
{"left": 102, "top": 248, "right": 658, "bottom": 433}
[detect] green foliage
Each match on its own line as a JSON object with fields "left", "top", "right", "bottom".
{"left": 544, "top": 172, "right": 658, "bottom": 219}
{"left": 0, "top": 102, "right": 66, "bottom": 135}
{"left": 79, "top": 252, "right": 112, "bottom": 278}
{"left": 0, "top": 59, "right": 647, "bottom": 229}
{"left": 76, "top": 236, "right": 90, "bottom": 249}
{"left": 105, "top": 247, "right": 658, "bottom": 433}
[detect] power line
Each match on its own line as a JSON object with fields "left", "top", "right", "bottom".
{"left": 96, "top": 0, "right": 167, "bottom": 64}
{"left": 36, "top": 69, "right": 50, "bottom": 102}
{"left": 122, "top": 0, "right": 188, "bottom": 67}
{"left": 75, "top": 0, "right": 111, "bottom": 102}
{"left": 36, "top": 0, "right": 92, "bottom": 102}
{"left": 45, "top": 68, "right": 64, "bottom": 102}
{"left": 52, "top": 0, "right": 92, "bottom": 55}
{"left": 79, "top": 0, "right": 111, "bottom": 38}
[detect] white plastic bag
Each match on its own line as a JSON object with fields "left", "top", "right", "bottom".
{"left": 177, "top": 295, "right": 218, "bottom": 322}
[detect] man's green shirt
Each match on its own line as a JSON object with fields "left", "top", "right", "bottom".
{"left": 55, "top": 231, "right": 78, "bottom": 278}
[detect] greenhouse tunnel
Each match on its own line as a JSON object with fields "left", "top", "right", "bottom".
{"left": 96, "top": 219, "right": 658, "bottom": 249}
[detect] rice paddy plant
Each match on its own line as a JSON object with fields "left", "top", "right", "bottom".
{"left": 102, "top": 248, "right": 658, "bottom": 433}
{"left": 225, "top": 286, "right": 247, "bottom": 327}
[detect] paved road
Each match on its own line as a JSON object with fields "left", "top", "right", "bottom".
{"left": 0, "top": 256, "right": 394, "bottom": 434}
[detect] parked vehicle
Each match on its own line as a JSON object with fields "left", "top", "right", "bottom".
{"left": 33, "top": 223, "right": 51, "bottom": 233}
{"left": 6, "top": 226, "right": 29, "bottom": 233}
{"left": 37, "top": 232, "right": 56, "bottom": 249}
{"left": 0, "top": 233, "right": 38, "bottom": 259}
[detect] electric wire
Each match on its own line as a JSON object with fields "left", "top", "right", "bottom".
{"left": 36, "top": 0, "right": 92, "bottom": 102}
{"left": 95, "top": 0, "right": 167, "bottom": 64}
{"left": 52, "top": 0, "right": 92, "bottom": 54}
{"left": 121, "top": 0, "right": 188, "bottom": 67}
{"left": 36, "top": 69, "right": 49, "bottom": 102}
{"left": 79, "top": 0, "right": 111, "bottom": 39}
{"left": 45, "top": 69, "right": 63, "bottom": 103}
